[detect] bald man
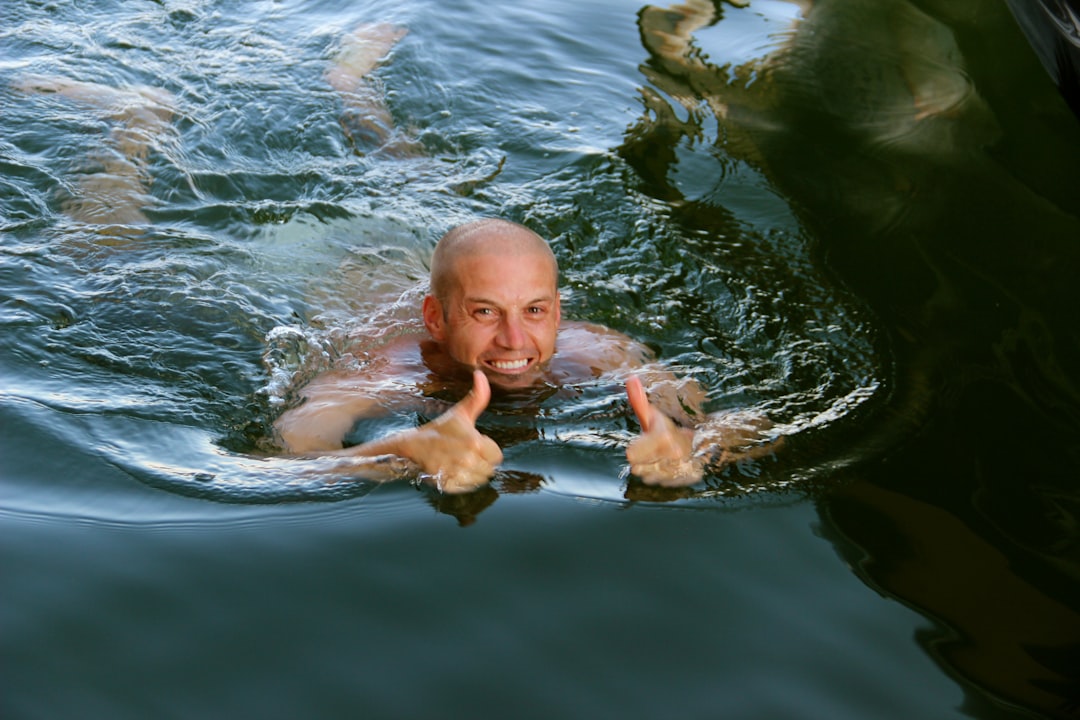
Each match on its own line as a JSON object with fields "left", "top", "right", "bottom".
{"left": 275, "top": 218, "right": 775, "bottom": 493}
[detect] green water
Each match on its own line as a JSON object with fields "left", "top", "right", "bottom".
{"left": 2, "top": 0, "right": 1079, "bottom": 717}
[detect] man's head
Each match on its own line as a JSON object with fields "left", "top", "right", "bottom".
{"left": 423, "top": 219, "right": 561, "bottom": 388}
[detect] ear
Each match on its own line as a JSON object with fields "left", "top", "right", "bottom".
{"left": 554, "top": 291, "right": 562, "bottom": 326}
{"left": 422, "top": 295, "right": 447, "bottom": 342}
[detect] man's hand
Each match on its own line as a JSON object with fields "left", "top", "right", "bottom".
{"left": 625, "top": 375, "right": 704, "bottom": 487}
{"left": 393, "top": 369, "right": 503, "bottom": 493}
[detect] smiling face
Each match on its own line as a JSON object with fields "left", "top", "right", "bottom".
{"left": 423, "top": 221, "right": 561, "bottom": 389}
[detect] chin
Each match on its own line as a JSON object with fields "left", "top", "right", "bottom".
{"left": 484, "top": 370, "right": 561, "bottom": 406}
{"left": 485, "top": 371, "right": 537, "bottom": 390}
{"left": 481, "top": 363, "right": 546, "bottom": 390}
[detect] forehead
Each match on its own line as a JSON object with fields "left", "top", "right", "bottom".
{"left": 449, "top": 251, "right": 558, "bottom": 302}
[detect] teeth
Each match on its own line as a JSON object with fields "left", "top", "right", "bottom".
{"left": 491, "top": 359, "right": 528, "bottom": 371}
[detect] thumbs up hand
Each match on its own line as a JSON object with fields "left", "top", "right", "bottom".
{"left": 625, "top": 375, "right": 703, "bottom": 487}
{"left": 399, "top": 369, "right": 504, "bottom": 493}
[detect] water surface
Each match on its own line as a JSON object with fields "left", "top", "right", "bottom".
{"left": 2, "top": 0, "right": 1079, "bottom": 717}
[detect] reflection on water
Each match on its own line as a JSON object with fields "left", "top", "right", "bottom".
{"left": 824, "top": 481, "right": 1080, "bottom": 718}
{"left": 2, "top": 0, "right": 1080, "bottom": 717}
{"left": 618, "top": 0, "right": 1080, "bottom": 714}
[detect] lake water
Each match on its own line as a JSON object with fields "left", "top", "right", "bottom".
{"left": 2, "top": 0, "right": 1079, "bottom": 717}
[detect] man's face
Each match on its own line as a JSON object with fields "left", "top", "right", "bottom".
{"left": 423, "top": 250, "right": 561, "bottom": 388}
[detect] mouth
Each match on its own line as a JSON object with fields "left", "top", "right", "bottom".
{"left": 484, "top": 357, "right": 532, "bottom": 374}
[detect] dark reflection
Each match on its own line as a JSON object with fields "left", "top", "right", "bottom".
{"left": 623, "top": 478, "right": 698, "bottom": 502}
{"left": 626, "top": 0, "right": 1080, "bottom": 715}
{"left": 821, "top": 476, "right": 1080, "bottom": 718}
{"left": 423, "top": 470, "right": 545, "bottom": 526}
{"left": 425, "top": 483, "right": 499, "bottom": 526}
{"left": 1005, "top": 0, "right": 1080, "bottom": 119}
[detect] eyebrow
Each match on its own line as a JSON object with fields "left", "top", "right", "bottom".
{"left": 463, "top": 294, "right": 555, "bottom": 306}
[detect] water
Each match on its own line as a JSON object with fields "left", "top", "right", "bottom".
{"left": 2, "top": 0, "right": 1078, "bottom": 717}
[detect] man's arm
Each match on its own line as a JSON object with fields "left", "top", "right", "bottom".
{"left": 556, "top": 321, "right": 751, "bottom": 486}
{"left": 625, "top": 373, "right": 782, "bottom": 487}
{"left": 274, "top": 369, "right": 395, "bottom": 453}
{"left": 276, "top": 369, "right": 503, "bottom": 494}
{"left": 626, "top": 375, "right": 702, "bottom": 486}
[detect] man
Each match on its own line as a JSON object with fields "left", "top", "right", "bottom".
{"left": 275, "top": 218, "right": 775, "bottom": 493}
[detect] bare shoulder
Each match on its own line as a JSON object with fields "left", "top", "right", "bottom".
{"left": 274, "top": 332, "right": 432, "bottom": 452}
{"left": 297, "top": 332, "right": 428, "bottom": 399}
{"left": 556, "top": 321, "right": 706, "bottom": 421}
{"left": 554, "top": 320, "right": 655, "bottom": 377}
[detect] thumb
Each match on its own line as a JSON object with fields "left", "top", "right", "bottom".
{"left": 626, "top": 375, "right": 652, "bottom": 432}
{"left": 455, "top": 368, "right": 491, "bottom": 424}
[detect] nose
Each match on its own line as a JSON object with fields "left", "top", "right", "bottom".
{"left": 496, "top": 314, "right": 526, "bottom": 349}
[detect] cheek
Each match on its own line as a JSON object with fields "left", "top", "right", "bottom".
{"left": 450, "top": 322, "right": 492, "bottom": 356}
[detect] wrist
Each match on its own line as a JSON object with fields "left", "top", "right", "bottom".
{"left": 691, "top": 411, "right": 777, "bottom": 469}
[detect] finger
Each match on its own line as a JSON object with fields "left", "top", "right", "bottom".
{"left": 626, "top": 375, "right": 652, "bottom": 432}
{"left": 478, "top": 434, "right": 504, "bottom": 466}
{"left": 455, "top": 368, "right": 491, "bottom": 425}
{"left": 434, "top": 466, "right": 492, "bottom": 494}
